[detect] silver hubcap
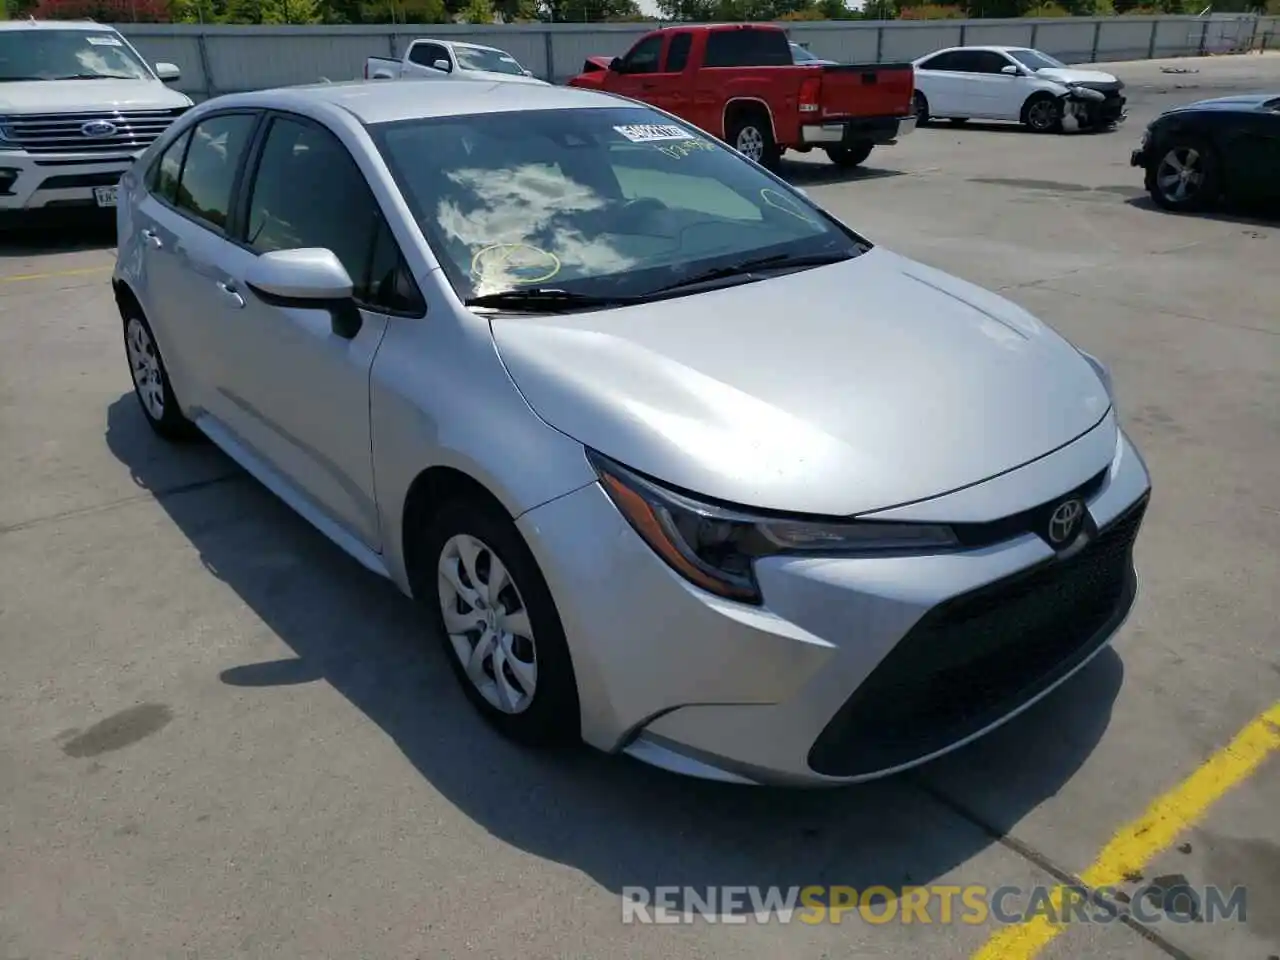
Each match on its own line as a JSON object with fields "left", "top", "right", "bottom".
{"left": 1155, "top": 147, "right": 1204, "bottom": 204}
{"left": 125, "top": 317, "right": 165, "bottom": 421}
{"left": 437, "top": 533, "right": 537, "bottom": 715}
{"left": 1028, "top": 100, "right": 1056, "bottom": 129}
{"left": 736, "top": 125, "right": 764, "bottom": 162}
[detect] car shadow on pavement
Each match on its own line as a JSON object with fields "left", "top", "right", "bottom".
{"left": 105, "top": 394, "right": 1124, "bottom": 905}
{"left": 1124, "top": 195, "right": 1280, "bottom": 228}
{"left": 0, "top": 212, "right": 117, "bottom": 257}
{"left": 780, "top": 161, "right": 908, "bottom": 188}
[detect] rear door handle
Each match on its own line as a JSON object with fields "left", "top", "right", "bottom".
{"left": 216, "top": 281, "right": 245, "bottom": 310}
{"left": 141, "top": 228, "right": 162, "bottom": 250}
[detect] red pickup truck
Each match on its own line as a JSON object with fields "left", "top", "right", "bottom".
{"left": 568, "top": 23, "right": 916, "bottom": 171}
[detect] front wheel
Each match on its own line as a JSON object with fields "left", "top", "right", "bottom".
{"left": 825, "top": 143, "right": 874, "bottom": 169}
{"left": 1022, "top": 93, "right": 1063, "bottom": 133}
{"left": 1146, "top": 139, "right": 1220, "bottom": 212}
{"left": 418, "top": 496, "right": 581, "bottom": 746}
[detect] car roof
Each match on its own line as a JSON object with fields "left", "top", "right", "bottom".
{"left": 0, "top": 19, "right": 120, "bottom": 32}
{"left": 922, "top": 45, "right": 1034, "bottom": 56}
{"left": 208, "top": 79, "right": 627, "bottom": 126}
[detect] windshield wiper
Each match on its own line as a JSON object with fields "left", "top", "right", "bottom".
{"left": 464, "top": 288, "right": 636, "bottom": 312}
{"left": 646, "top": 250, "right": 855, "bottom": 296}
{"left": 52, "top": 73, "right": 140, "bottom": 81}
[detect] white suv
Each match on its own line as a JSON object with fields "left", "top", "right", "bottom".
{"left": 0, "top": 19, "right": 192, "bottom": 216}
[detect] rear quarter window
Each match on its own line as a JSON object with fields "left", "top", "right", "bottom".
{"left": 704, "top": 29, "right": 793, "bottom": 68}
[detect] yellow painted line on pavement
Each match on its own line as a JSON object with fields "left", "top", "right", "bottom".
{"left": 0, "top": 265, "right": 112, "bottom": 283}
{"left": 972, "top": 700, "right": 1280, "bottom": 960}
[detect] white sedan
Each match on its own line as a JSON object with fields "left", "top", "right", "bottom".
{"left": 911, "top": 46, "right": 1126, "bottom": 133}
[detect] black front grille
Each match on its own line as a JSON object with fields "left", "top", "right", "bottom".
{"left": 808, "top": 495, "right": 1147, "bottom": 778}
{"left": 39, "top": 171, "right": 123, "bottom": 190}
{"left": 0, "top": 107, "right": 187, "bottom": 156}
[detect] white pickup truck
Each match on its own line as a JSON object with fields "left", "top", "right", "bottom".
{"left": 0, "top": 19, "right": 192, "bottom": 217}
{"left": 363, "top": 39, "right": 547, "bottom": 85}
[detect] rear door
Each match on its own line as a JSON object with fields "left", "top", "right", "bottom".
{"left": 695, "top": 27, "right": 793, "bottom": 137}
{"left": 133, "top": 110, "right": 262, "bottom": 421}
{"left": 913, "top": 50, "right": 968, "bottom": 117}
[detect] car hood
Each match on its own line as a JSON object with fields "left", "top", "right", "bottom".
{"left": 0, "top": 78, "right": 191, "bottom": 113}
{"left": 490, "top": 248, "right": 1111, "bottom": 517}
{"left": 1035, "top": 67, "right": 1119, "bottom": 86}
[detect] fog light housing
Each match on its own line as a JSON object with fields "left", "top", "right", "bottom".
{"left": 0, "top": 168, "right": 19, "bottom": 196}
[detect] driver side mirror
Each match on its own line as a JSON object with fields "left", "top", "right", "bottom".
{"left": 432, "top": 59, "right": 452, "bottom": 73}
{"left": 154, "top": 61, "right": 181, "bottom": 82}
{"left": 610, "top": 56, "right": 625, "bottom": 73}
{"left": 1001, "top": 64, "right": 1021, "bottom": 76}
{"left": 244, "top": 248, "right": 363, "bottom": 340}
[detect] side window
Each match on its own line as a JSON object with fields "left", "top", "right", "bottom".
{"left": 664, "top": 32, "right": 692, "bottom": 73}
{"left": 972, "top": 51, "right": 1013, "bottom": 74}
{"left": 622, "top": 36, "right": 662, "bottom": 75}
{"left": 173, "top": 113, "right": 257, "bottom": 232}
{"left": 705, "top": 29, "right": 792, "bottom": 68}
{"left": 920, "top": 52, "right": 958, "bottom": 72}
{"left": 149, "top": 128, "right": 192, "bottom": 204}
{"left": 949, "top": 51, "right": 986, "bottom": 74}
{"left": 409, "top": 43, "right": 449, "bottom": 70}
{"left": 245, "top": 116, "right": 423, "bottom": 314}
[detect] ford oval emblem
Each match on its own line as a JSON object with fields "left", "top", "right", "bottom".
{"left": 81, "top": 119, "right": 118, "bottom": 138}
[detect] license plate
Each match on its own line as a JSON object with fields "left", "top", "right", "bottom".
{"left": 93, "top": 185, "right": 118, "bottom": 208}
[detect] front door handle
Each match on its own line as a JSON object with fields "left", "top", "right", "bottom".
{"left": 141, "top": 228, "right": 162, "bottom": 250}
{"left": 216, "top": 281, "right": 245, "bottom": 310}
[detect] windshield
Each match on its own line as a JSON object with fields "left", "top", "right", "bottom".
{"left": 0, "top": 29, "right": 152, "bottom": 82}
{"left": 371, "top": 106, "right": 864, "bottom": 303}
{"left": 453, "top": 46, "right": 527, "bottom": 76}
{"left": 1007, "top": 49, "right": 1066, "bottom": 71}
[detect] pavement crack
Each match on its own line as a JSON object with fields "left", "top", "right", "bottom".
{"left": 0, "top": 472, "right": 244, "bottom": 536}
{"left": 908, "top": 776, "right": 1201, "bottom": 960}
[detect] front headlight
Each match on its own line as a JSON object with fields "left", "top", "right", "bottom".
{"left": 587, "top": 450, "right": 958, "bottom": 605}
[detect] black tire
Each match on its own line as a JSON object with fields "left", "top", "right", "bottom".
{"left": 120, "top": 305, "right": 200, "bottom": 441}
{"left": 1022, "top": 92, "right": 1063, "bottom": 133}
{"left": 912, "top": 90, "right": 929, "bottom": 125}
{"left": 1145, "top": 137, "right": 1221, "bottom": 213}
{"left": 825, "top": 142, "right": 874, "bottom": 169}
{"left": 416, "top": 495, "right": 581, "bottom": 747}
{"left": 726, "top": 111, "right": 781, "bottom": 171}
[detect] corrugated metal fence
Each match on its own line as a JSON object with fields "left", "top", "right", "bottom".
{"left": 114, "top": 14, "right": 1280, "bottom": 100}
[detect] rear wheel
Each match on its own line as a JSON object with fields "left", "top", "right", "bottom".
{"left": 912, "top": 90, "right": 930, "bottom": 125}
{"left": 1146, "top": 138, "right": 1220, "bottom": 212}
{"left": 121, "top": 307, "right": 199, "bottom": 441}
{"left": 726, "top": 112, "right": 781, "bottom": 171}
{"left": 825, "top": 142, "right": 874, "bottom": 169}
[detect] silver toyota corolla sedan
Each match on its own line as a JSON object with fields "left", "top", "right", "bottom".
{"left": 112, "top": 79, "right": 1151, "bottom": 787}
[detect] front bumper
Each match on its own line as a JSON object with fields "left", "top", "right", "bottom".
{"left": 1131, "top": 148, "right": 1149, "bottom": 168}
{"left": 518, "top": 420, "right": 1151, "bottom": 787}
{"left": 0, "top": 150, "right": 133, "bottom": 212}
{"left": 800, "top": 113, "right": 916, "bottom": 147}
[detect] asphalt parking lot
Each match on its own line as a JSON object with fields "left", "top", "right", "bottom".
{"left": 2, "top": 52, "right": 1278, "bottom": 960}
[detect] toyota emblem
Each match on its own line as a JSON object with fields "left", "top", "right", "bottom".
{"left": 1047, "top": 498, "right": 1085, "bottom": 546}
{"left": 80, "top": 119, "right": 118, "bottom": 139}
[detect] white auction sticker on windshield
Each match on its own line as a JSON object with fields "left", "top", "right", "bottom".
{"left": 87, "top": 35, "right": 123, "bottom": 45}
{"left": 613, "top": 124, "right": 694, "bottom": 143}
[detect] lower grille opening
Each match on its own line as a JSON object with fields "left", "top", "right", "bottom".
{"left": 807, "top": 496, "right": 1147, "bottom": 778}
